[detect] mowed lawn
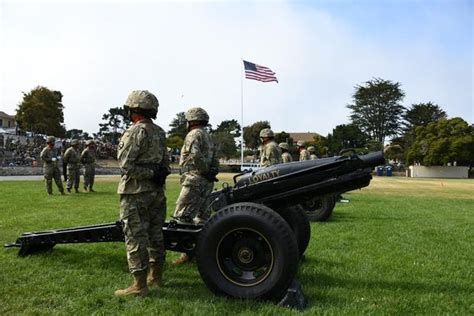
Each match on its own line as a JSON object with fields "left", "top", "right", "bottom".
{"left": 0, "top": 175, "right": 472, "bottom": 315}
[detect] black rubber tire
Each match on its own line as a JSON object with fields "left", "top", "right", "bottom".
{"left": 274, "top": 205, "right": 311, "bottom": 258}
{"left": 302, "top": 195, "right": 337, "bottom": 222}
{"left": 196, "top": 202, "right": 299, "bottom": 300}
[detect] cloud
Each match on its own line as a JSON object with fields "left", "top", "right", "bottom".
{"left": 1, "top": 1, "right": 472, "bottom": 137}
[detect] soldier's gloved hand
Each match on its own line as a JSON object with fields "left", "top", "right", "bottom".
{"left": 204, "top": 168, "right": 219, "bottom": 182}
{"left": 52, "top": 157, "right": 57, "bottom": 162}
{"left": 151, "top": 165, "right": 171, "bottom": 186}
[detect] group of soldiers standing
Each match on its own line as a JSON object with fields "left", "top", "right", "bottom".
{"left": 40, "top": 138, "right": 96, "bottom": 195}
{"left": 259, "top": 128, "right": 319, "bottom": 167}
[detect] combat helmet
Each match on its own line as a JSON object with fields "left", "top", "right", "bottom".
{"left": 279, "top": 142, "right": 289, "bottom": 150}
{"left": 307, "top": 146, "right": 315, "bottom": 153}
{"left": 185, "top": 107, "right": 209, "bottom": 122}
{"left": 259, "top": 128, "right": 274, "bottom": 138}
{"left": 46, "top": 136, "right": 55, "bottom": 144}
{"left": 296, "top": 140, "right": 306, "bottom": 147}
{"left": 125, "top": 90, "right": 159, "bottom": 112}
{"left": 71, "top": 139, "right": 79, "bottom": 146}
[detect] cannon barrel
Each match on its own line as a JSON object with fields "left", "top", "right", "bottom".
{"left": 359, "top": 151, "right": 384, "bottom": 168}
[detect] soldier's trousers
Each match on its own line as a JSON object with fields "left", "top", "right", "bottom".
{"left": 120, "top": 190, "right": 167, "bottom": 273}
{"left": 44, "top": 166, "right": 64, "bottom": 194}
{"left": 67, "top": 166, "right": 81, "bottom": 190}
{"left": 83, "top": 164, "right": 95, "bottom": 189}
{"left": 173, "top": 175, "right": 214, "bottom": 222}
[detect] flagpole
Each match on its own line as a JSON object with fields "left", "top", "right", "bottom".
{"left": 240, "top": 59, "right": 244, "bottom": 167}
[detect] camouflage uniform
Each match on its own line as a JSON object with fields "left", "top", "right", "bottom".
{"left": 308, "top": 146, "right": 318, "bottom": 160}
{"left": 81, "top": 142, "right": 96, "bottom": 191}
{"left": 173, "top": 108, "right": 218, "bottom": 224}
{"left": 260, "top": 141, "right": 282, "bottom": 167}
{"left": 64, "top": 143, "right": 81, "bottom": 191}
{"left": 279, "top": 142, "right": 293, "bottom": 163}
{"left": 40, "top": 138, "right": 64, "bottom": 194}
{"left": 118, "top": 117, "right": 170, "bottom": 274}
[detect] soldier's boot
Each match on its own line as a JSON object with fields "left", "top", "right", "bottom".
{"left": 67, "top": 188, "right": 71, "bottom": 193}
{"left": 114, "top": 271, "right": 149, "bottom": 297}
{"left": 89, "top": 187, "right": 96, "bottom": 192}
{"left": 147, "top": 263, "right": 164, "bottom": 287}
{"left": 173, "top": 253, "right": 190, "bottom": 265}
{"left": 75, "top": 188, "right": 79, "bottom": 193}
{"left": 60, "top": 191, "right": 66, "bottom": 196}
{"left": 83, "top": 185, "right": 88, "bottom": 192}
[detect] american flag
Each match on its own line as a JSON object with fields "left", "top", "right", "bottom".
{"left": 243, "top": 60, "right": 278, "bottom": 83}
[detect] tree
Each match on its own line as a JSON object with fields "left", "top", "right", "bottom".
{"left": 213, "top": 119, "right": 241, "bottom": 138}
{"left": 326, "top": 124, "right": 368, "bottom": 154}
{"left": 212, "top": 131, "right": 237, "bottom": 159}
{"left": 399, "top": 102, "right": 448, "bottom": 160}
{"left": 166, "top": 135, "right": 184, "bottom": 151}
{"left": 15, "top": 86, "right": 66, "bottom": 137}
{"left": 242, "top": 121, "right": 270, "bottom": 150}
{"left": 168, "top": 112, "right": 187, "bottom": 139}
{"left": 407, "top": 118, "right": 474, "bottom": 166}
{"left": 98, "top": 107, "right": 131, "bottom": 144}
{"left": 347, "top": 78, "right": 405, "bottom": 147}
{"left": 403, "top": 102, "right": 447, "bottom": 132}
{"left": 274, "top": 131, "right": 293, "bottom": 145}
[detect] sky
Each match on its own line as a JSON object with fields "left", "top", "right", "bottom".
{"left": 0, "top": 0, "right": 472, "bottom": 137}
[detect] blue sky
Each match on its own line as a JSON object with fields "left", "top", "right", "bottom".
{"left": 0, "top": 0, "right": 472, "bottom": 137}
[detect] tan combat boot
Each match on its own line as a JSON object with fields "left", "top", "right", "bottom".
{"left": 147, "top": 262, "right": 164, "bottom": 287}
{"left": 173, "top": 253, "right": 190, "bottom": 265}
{"left": 114, "top": 271, "right": 149, "bottom": 297}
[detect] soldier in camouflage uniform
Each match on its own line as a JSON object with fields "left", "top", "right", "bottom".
{"left": 64, "top": 139, "right": 81, "bottom": 193}
{"left": 297, "top": 140, "right": 310, "bottom": 161}
{"left": 173, "top": 107, "right": 219, "bottom": 265}
{"left": 259, "top": 128, "right": 282, "bottom": 167}
{"left": 279, "top": 142, "right": 293, "bottom": 163}
{"left": 81, "top": 140, "right": 96, "bottom": 192}
{"left": 308, "top": 146, "right": 318, "bottom": 160}
{"left": 114, "top": 90, "right": 171, "bottom": 297}
{"left": 40, "top": 136, "right": 65, "bottom": 195}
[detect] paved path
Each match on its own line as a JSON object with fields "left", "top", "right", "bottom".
{"left": 0, "top": 175, "right": 120, "bottom": 181}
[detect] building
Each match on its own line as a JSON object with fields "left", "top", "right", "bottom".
{"left": 0, "top": 111, "right": 17, "bottom": 130}
{"left": 286, "top": 132, "right": 321, "bottom": 144}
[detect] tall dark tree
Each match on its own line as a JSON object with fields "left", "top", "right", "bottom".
{"left": 15, "top": 86, "right": 66, "bottom": 137}
{"left": 98, "top": 107, "right": 131, "bottom": 144}
{"left": 347, "top": 78, "right": 405, "bottom": 148}
{"left": 243, "top": 121, "right": 270, "bottom": 150}
{"left": 399, "top": 102, "right": 447, "bottom": 162}
{"left": 326, "top": 124, "right": 368, "bottom": 154}
{"left": 403, "top": 102, "right": 447, "bottom": 132}
{"left": 168, "top": 112, "right": 187, "bottom": 139}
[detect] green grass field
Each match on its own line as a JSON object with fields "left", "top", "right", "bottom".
{"left": 0, "top": 175, "right": 473, "bottom": 315}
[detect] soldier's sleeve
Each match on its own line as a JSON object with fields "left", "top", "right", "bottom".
{"left": 63, "top": 149, "right": 70, "bottom": 164}
{"left": 160, "top": 130, "right": 171, "bottom": 173}
{"left": 80, "top": 149, "right": 87, "bottom": 163}
{"left": 118, "top": 128, "right": 153, "bottom": 180}
{"left": 40, "top": 148, "right": 51, "bottom": 162}
{"left": 187, "top": 133, "right": 210, "bottom": 174}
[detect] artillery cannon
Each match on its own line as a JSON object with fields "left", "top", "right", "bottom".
{"left": 6, "top": 151, "right": 383, "bottom": 303}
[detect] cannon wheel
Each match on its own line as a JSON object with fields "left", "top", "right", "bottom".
{"left": 196, "top": 202, "right": 299, "bottom": 300}
{"left": 302, "top": 195, "right": 337, "bottom": 222}
{"left": 275, "top": 205, "right": 311, "bottom": 258}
